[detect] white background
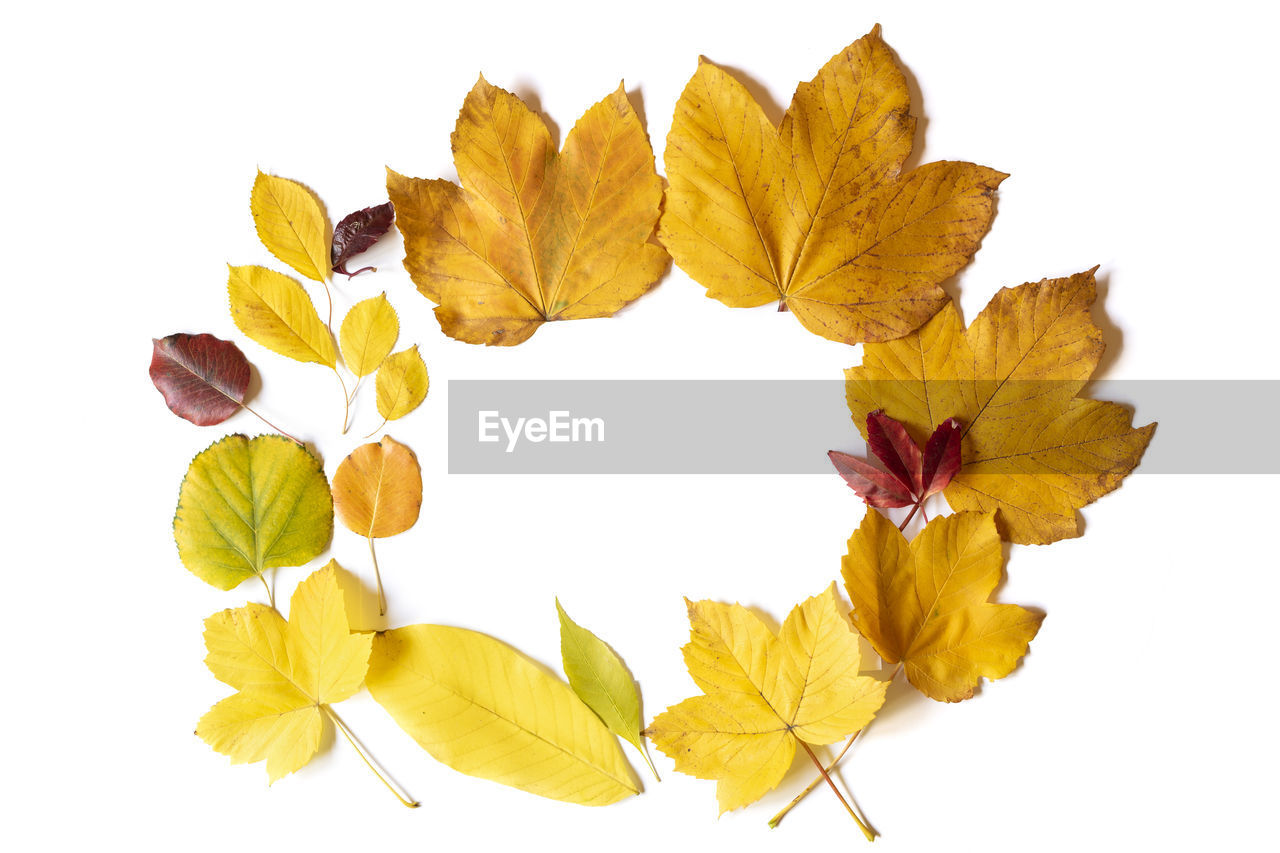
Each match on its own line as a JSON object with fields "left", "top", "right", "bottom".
{"left": 6, "top": 1, "right": 1277, "bottom": 850}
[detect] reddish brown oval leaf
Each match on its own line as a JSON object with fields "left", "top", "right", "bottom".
{"left": 920, "top": 417, "right": 962, "bottom": 499}
{"left": 331, "top": 201, "right": 395, "bottom": 278}
{"left": 828, "top": 450, "right": 915, "bottom": 508}
{"left": 150, "top": 333, "right": 250, "bottom": 426}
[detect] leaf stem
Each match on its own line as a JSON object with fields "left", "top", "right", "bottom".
{"left": 770, "top": 665, "right": 903, "bottom": 828}
{"left": 322, "top": 705, "right": 418, "bottom": 808}
{"left": 334, "top": 367, "right": 351, "bottom": 434}
{"left": 257, "top": 572, "right": 276, "bottom": 611}
{"left": 898, "top": 501, "right": 922, "bottom": 532}
{"left": 240, "top": 403, "right": 304, "bottom": 446}
{"left": 363, "top": 417, "right": 389, "bottom": 440}
{"left": 797, "top": 740, "right": 875, "bottom": 841}
{"left": 637, "top": 742, "right": 660, "bottom": 782}
{"left": 368, "top": 536, "right": 386, "bottom": 616}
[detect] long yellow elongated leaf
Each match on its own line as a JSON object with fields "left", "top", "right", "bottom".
{"left": 646, "top": 586, "right": 887, "bottom": 813}
{"left": 331, "top": 436, "right": 422, "bottom": 539}
{"left": 660, "top": 25, "right": 1005, "bottom": 344}
{"left": 227, "top": 265, "right": 336, "bottom": 367}
{"left": 367, "top": 624, "right": 639, "bottom": 806}
{"left": 556, "top": 600, "right": 655, "bottom": 777}
{"left": 339, "top": 293, "right": 399, "bottom": 377}
{"left": 845, "top": 269, "right": 1156, "bottom": 543}
{"left": 388, "top": 78, "right": 666, "bottom": 346}
{"left": 375, "top": 346, "right": 428, "bottom": 422}
{"left": 173, "top": 434, "right": 333, "bottom": 591}
{"left": 251, "top": 171, "right": 330, "bottom": 282}
{"left": 196, "top": 563, "right": 372, "bottom": 782}
{"left": 842, "top": 510, "right": 1043, "bottom": 702}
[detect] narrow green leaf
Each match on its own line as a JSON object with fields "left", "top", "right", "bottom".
{"left": 557, "top": 599, "right": 659, "bottom": 780}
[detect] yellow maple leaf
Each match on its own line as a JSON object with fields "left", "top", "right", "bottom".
{"left": 660, "top": 25, "right": 1005, "bottom": 344}
{"left": 195, "top": 563, "right": 371, "bottom": 783}
{"left": 844, "top": 268, "right": 1156, "bottom": 544}
{"left": 645, "top": 586, "right": 887, "bottom": 815}
{"left": 388, "top": 77, "right": 668, "bottom": 346}
{"left": 843, "top": 510, "right": 1042, "bottom": 702}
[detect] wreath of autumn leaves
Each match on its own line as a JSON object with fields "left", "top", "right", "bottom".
{"left": 150, "top": 24, "right": 1154, "bottom": 840}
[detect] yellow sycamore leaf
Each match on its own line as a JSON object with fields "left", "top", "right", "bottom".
{"left": 843, "top": 510, "right": 1043, "bottom": 702}
{"left": 844, "top": 269, "right": 1156, "bottom": 544}
{"left": 367, "top": 624, "right": 639, "bottom": 806}
{"left": 557, "top": 599, "right": 658, "bottom": 779}
{"left": 331, "top": 436, "right": 423, "bottom": 614}
{"left": 250, "top": 171, "right": 330, "bottom": 282}
{"left": 645, "top": 586, "right": 887, "bottom": 814}
{"left": 375, "top": 345, "right": 428, "bottom": 424}
{"left": 660, "top": 25, "right": 1004, "bottom": 344}
{"left": 173, "top": 434, "right": 333, "bottom": 592}
{"left": 339, "top": 293, "right": 399, "bottom": 377}
{"left": 387, "top": 77, "right": 668, "bottom": 346}
{"left": 196, "top": 563, "right": 371, "bottom": 782}
{"left": 227, "top": 265, "right": 336, "bottom": 367}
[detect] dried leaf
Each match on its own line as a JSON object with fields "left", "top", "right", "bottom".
{"left": 842, "top": 510, "right": 1042, "bottom": 702}
{"left": 845, "top": 269, "right": 1156, "bottom": 543}
{"left": 339, "top": 293, "right": 399, "bottom": 378}
{"left": 645, "top": 586, "right": 887, "bottom": 813}
{"left": 375, "top": 345, "right": 428, "bottom": 423}
{"left": 196, "top": 563, "right": 371, "bottom": 781}
{"left": 387, "top": 78, "right": 667, "bottom": 345}
{"left": 150, "top": 333, "right": 249, "bottom": 426}
{"left": 660, "top": 26, "right": 1005, "bottom": 344}
{"left": 251, "top": 171, "right": 330, "bottom": 282}
{"left": 557, "top": 599, "right": 656, "bottom": 778}
{"left": 174, "top": 434, "right": 333, "bottom": 591}
{"left": 367, "top": 624, "right": 639, "bottom": 805}
{"left": 227, "top": 265, "right": 336, "bottom": 367}
{"left": 332, "top": 202, "right": 395, "bottom": 278}
{"left": 332, "top": 436, "right": 422, "bottom": 538}
{"left": 829, "top": 411, "right": 962, "bottom": 509}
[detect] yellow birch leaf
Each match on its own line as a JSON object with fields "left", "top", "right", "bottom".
{"left": 645, "top": 586, "right": 887, "bottom": 813}
{"left": 367, "top": 624, "right": 639, "bottom": 806}
{"left": 660, "top": 25, "right": 1005, "bottom": 344}
{"left": 173, "top": 434, "right": 333, "bottom": 591}
{"left": 339, "top": 293, "right": 399, "bottom": 377}
{"left": 557, "top": 599, "right": 657, "bottom": 778}
{"left": 387, "top": 78, "right": 667, "bottom": 346}
{"left": 196, "top": 563, "right": 372, "bottom": 782}
{"left": 842, "top": 510, "right": 1043, "bottom": 702}
{"left": 250, "top": 171, "right": 330, "bottom": 282}
{"left": 375, "top": 346, "right": 428, "bottom": 423}
{"left": 844, "top": 269, "right": 1156, "bottom": 543}
{"left": 227, "top": 264, "right": 336, "bottom": 367}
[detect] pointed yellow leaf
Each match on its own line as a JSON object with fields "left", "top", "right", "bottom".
{"left": 196, "top": 563, "right": 372, "bottom": 782}
{"left": 660, "top": 26, "right": 1004, "bottom": 344}
{"left": 173, "top": 434, "right": 333, "bottom": 591}
{"left": 367, "top": 624, "right": 639, "bottom": 806}
{"left": 556, "top": 600, "right": 655, "bottom": 777}
{"left": 250, "top": 171, "right": 330, "bottom": 282}
{"left": 339, "top": 293, "right": 399, "bottom": 377}
{"left": 842, "top": 510, "right": 1043, "bottom": 702}
{"left": 844, "top": 269, "right": 1156, "bottom": 543}
{"left": 388, "top": 78, "right": 666, "bottom": 346}
{"left": 375, "top": 346, "right": 428, "bottom": 422}
{"left": 646, "top": 586, "right": 887, "bottom": 813}
{"left": 331, "top": 436, "right": 422, "bottom": 539}
{"left": 227, "top": 265, "right": 336, "bottom": 367}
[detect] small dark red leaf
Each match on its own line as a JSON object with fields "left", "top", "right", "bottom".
{"left": 920, "top": 417, "right": 962, "bottom": 499}
{"left": 828, "top": 450, "right": 916, "bottom": 508}
{"left": 866, "top": 409, "right": 923, "bottom": 496}
{"left": 331, "top": 201, "right": 395, "bottom": 278}
{"left": 150, "top": 333, "right": 250, "bottom": 426}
